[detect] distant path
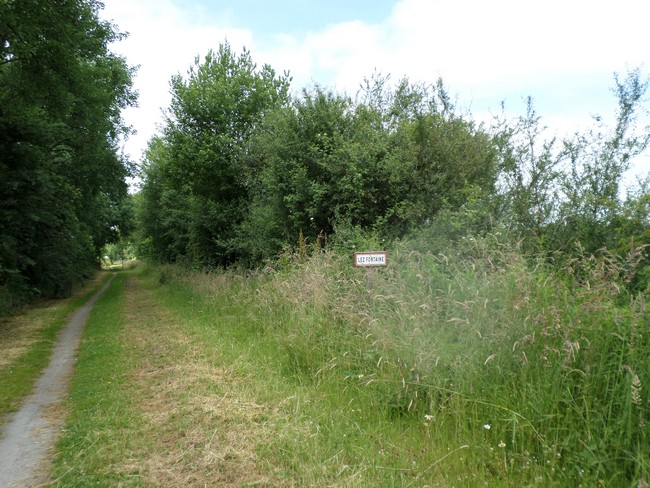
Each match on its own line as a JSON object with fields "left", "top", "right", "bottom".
{"left": 0, "top": 276, "right": 115, "bottom": 487}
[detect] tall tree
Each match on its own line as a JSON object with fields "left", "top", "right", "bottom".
{"left": 558, "top": 69, "right": 650, "bottom": 253}
{"left": 140, "top": 42, "right": 290, "bottom": 267}
{"left": 0, "top": 0, "right": 135, "bottom": 309}
{"left": 241, "top": 79, "right": 500, "bottom": 262}
{"left": 375, "top": 79, "right": 499, "bottom": 239}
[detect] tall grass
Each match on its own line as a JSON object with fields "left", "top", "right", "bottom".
{"left": 160, "top": 235, "right": 648, "bottom": 485}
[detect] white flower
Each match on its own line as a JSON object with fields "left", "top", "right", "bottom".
{"left": 483, "top": 424, "right": 491, "bottom": 430}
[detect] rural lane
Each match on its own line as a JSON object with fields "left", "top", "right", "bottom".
{"left": 0, "top": 275, "right": 115, "bottom": 487}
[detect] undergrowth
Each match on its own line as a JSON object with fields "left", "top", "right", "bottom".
{"left": 158, "top": 236, "right": 649, "bottom": 486}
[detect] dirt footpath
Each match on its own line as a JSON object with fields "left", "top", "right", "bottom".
{"left": 0, "top": 276, "right": 114, "bottom": 487}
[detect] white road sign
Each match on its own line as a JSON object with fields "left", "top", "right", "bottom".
{"left": 354, "top": 251, "right": 388, "bottom": 267}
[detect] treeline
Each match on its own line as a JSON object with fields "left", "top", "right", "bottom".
{"left": 139, "top": 42, "right": 649, "bottom": 283}
{"left": 0, "top": 0, "right": 136, "bottom": 313}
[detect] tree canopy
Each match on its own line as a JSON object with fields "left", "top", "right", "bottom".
{"left": 138, "top": 42, "right": 291, "bottom": 267}
{"left": 0, "top": 0, "right": 136, "bottom": 311}
{"left": 138, "top": 64, "right": 504, "bottom": 267}
{"left": 137, "top": 44, "right": 649, "bottom": 281}
{"left": 1, "top": 6, "right": 645, "bottom": 310}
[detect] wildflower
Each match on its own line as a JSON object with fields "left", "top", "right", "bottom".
{"left": 498, "top": 441, "right": 506, "bottom": 448}
{"left": 424, "top": 414, "right": 434, "bottom": 422}
{"left": 483, "top": 424, "right": 491, "bottom": 430}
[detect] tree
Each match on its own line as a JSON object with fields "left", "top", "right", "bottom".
{"left": 240, "top": 79, "right": 500, "bottom": 262}
{"left": 558, "top": 69, "right": 650, "bottom": 253}
{"left": 377, "top": 79, "right": 499, "bottom": 239}
{"left": 495, "top": 98, "right": 564, "bottom": 250}
{"left": 137, "top": 137, "right": 192, "bottom": 263}
{"left": 496, "top": 69, "right": 650, "bottom": 256}
{"left": 139, "top": 42, "right": 290, "bottom": 267}
{"left": 0, "top": 0, "right": 136, "bottom": 309}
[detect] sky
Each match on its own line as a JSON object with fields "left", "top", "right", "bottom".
{"left": 99, "top": 0, "right": 650, "bottom": 183}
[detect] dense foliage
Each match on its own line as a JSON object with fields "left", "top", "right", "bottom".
{"left": 138, "top": 43, "right": 649, "bottom": 283}
{"left": 136, "top": 53, "right": 650, "bottom": 482}
{"left": 0, "top": 0, "right": 136, "bottom": 312}
{"left": 138, "top": 43, "right": 290, "bottom": 267}
{"left": 139, "top": 53, "right": 509, "bottom": 267}
{"left": 497, "top": 77, "right": 650, "bottom": 258}
{"left": 0, "top": 26, "right": 643, "bottom": 483}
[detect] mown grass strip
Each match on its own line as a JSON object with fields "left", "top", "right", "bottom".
{"left": 50, "top": 270, "right": 139, "bottom": 486}
{"left": 0, "top": 272, "right": 113, "bottom": 421}
{"left": 51, "top": 265, "right": 290, "bottom": 486}
{"left": 124, "top": 266, "right": 511, "bottom": 486}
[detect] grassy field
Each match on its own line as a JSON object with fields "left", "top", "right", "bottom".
{"left": 32, "top": 241, "right": 650, "bottom": 485}
{"left": 0, "top": 271, "right": 112, "bottom": 422}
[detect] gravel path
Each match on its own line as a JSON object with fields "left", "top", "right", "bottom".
{"left": 0, "top": 276, "right": 114, "bottom": 487}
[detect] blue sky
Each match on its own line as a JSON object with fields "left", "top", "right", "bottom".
{"left": 190, "top": 0, "right": 396, "bottom": 37}
{"left": 101, "top": 0, "right": 649, "bottom": 181}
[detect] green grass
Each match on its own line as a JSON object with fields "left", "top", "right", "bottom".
{"left": 0, "top": 272, "right": 112, "bottom": 421}
{"left": 171, "top": 241, "right": 648, "bottom": 486}
{"left": 49, "top": 243, "right": 649, "bottom": 486}
{"left": 51, "top": 271, "right": 140, "bottom": 486}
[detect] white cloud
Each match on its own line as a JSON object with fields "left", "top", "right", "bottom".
{"left": 103, "top": 0, "right": 253, "bottom": 162}
{"left": 254, "top": 0, "right": 648, "bottom": 110}
{"left": 102, "top": 0, "right": 650, "bottom": 183}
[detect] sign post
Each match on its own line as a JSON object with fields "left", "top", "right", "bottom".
{"left": 354, "top": 251, "right": 388, "bottom": 289}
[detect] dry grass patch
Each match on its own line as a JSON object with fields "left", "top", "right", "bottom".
{"left": 0, "top": 273, "right": 106, "bottom": 369}
{"left": 0, "top": 322, "right": 43, "bottom": 368}
{"left": 118, "top": 275, "right": 285, "bottom": 487}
